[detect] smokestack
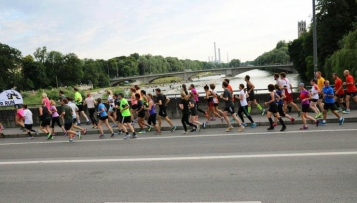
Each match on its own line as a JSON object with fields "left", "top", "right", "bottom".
{"left": 227, "top": 53, "right": 229, "bottom": 63}
{"left": 214, "top": 42, "right": 217, "bottom": 63}
{"left": 218, "top": 48, "right": 221, "bottom": 63}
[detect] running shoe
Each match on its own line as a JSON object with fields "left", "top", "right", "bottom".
{"left": 318, "top": 113, "right": 323, "bottom": 118}
{"left": 63, "top": 131, "right": 67, "bottom": 136}
{"left": 242, "top": 123, "right": 248, "bottom": 127}
{"left": 147, "top": 125, "right": 152, "bottom": 132}
{"left": 237, "top": 126, "right": 244, "bottom": 132}
{"left": 230, "top": 118, "right": 235, "bottom": 122}
{"left": 28, "top": 136, "right": 34, "bottom": 140}
{"left": 267, "top": 126, "right": 274, "bottom": 130}
{"left": 226, "top": 126, "right": 233, "bottom": 132}
{"left": 138, "top": 130, "right": 146, "bottom": 134}
{"left": 78, "top": 131, "right": 82, "bottom": 140}
{"left": 315, "top": 120, "right": 319, "bottom": 127}
{"left": 99, "top": 134, "right": 104, "bottom": 139}
{"left": 111, "top": 133, "right": 115, "bottom": 137}
{"left": 124, "top": 134, "right": 130, "bottom": 140}
{"left": 47, "top": 133, "right": 52, "bottom": 140}
{"left": 297, "top": 111, "right": 301, "bottom": 117}
{"left": 314, "top": 114, "right": 320, "bottom": 119}
{"left": 251, "top": 123, "right": 257, "bottom": 128}
{"left": 117, "top": 130, "right": 122, "bottom": 135}
{"left": 320, "top": 121, "right": 327, "bottom": 126}
{"left": 69, "top": 139, "right": 74, "bottom": 142}
{"left": 132, "top": 133, "right": 138, "bottom": 139}
{"left": 171, "top": 126, "right": 177, "bottom": 132}
{"left": 290, "top": 118, "right": 295, "bottom": 124}
{"left": 182, "top": 131, "right": 187, "bottom": 134}
{"left": 35, "top": 130, "right": 39, "bottom": 136}
{"left": 338, "top": 108, "right": 343, "bottom": 112}
{"left": 280, "top": 126, "right": 286, "bottom": 131}
{"left": 197, "top": 124, "right": 201, "bottom": 132}
{"left": 300, "top": 126, "right": 308, "bottom": 130}
{"left": 261, "top": 109, "right": 266, "bottom": 115}
{"left": 339, "top": 117, "right": 345, "bottom": 125}
{"left": 50, "top": 136, "right": 54, "bottom": 140}
{"left": 83, "top": 128, "right": 87, "bottom": 135}
{"left": 86, "top": 121, "right": 90, "bottom": 125}
{"left": 203, "top": 122, "right": 206, "bottom": 129}
{"left": 342, "top": 110, "right": 350, "bottom": 114}
{"left": 190, "top": 129, "right": 197, "bottom": 132}
{"left": 77, "top": 123, "right": 81, "bottom": 126}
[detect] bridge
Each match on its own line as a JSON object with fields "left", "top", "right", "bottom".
{"left": 109, "top": 64, "right": 295, "bottom": 86}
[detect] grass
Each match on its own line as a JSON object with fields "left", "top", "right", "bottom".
{"left": 191, "top": 72, "right": 214, "bottom": 79}
{"left": 151, "top": 76, "right": 183, "bottom": 84}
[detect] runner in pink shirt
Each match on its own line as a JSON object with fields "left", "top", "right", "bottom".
{"left": 42, "top": 93, "right": 51, "bottom": 110}
{"left": 189, "top": 84, "right": 207, "bottom": 117}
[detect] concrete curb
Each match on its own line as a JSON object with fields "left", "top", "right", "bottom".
{"left": 2, "top": 117, "right": 356, "bottom": 139}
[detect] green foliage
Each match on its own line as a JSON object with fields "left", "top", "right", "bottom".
{"left": 253, "top": 41, "right": 290, "bottom": 66}
{"left": 229, "top": 59, "right": 241, "bottom": 67}
{"left": 0, "top": 42, "right": 23, "bottom": 91}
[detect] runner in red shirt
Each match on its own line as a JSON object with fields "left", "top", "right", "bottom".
{"left": 343, "top": 70, "right": 357, "bottom": 114}
{"left": 332, "top": 73, "right": 346, "bottom": 112}
{"left": 224, "top": 78, "right": 234, "bottom": 102}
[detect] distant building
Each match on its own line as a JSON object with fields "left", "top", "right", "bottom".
{"left": 298, "top": 21, "right": 306, "bottom": 37}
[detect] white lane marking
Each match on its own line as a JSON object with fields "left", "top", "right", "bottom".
{"left": 0, "top": 128, "right": 356, "bottom": 146}
{"left": 105, "top": 202, "right": 262, "bottom": 203}
{"left": 0, "top": 151, "right": 357, "bottom": 165}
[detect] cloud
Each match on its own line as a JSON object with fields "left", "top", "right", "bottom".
{"left": 0, "top": 0, "right": 312, "bottom": 61}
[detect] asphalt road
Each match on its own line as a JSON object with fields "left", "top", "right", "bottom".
{"left": 0, "top": 124, "right": 357, "bottom": 203}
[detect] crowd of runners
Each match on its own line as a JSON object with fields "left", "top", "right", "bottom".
{"left": 9, "top": 70, "right": 357, "bottom": 142}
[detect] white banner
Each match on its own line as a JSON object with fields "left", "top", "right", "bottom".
{"left": 0, "top": 90, "right": 23, "bottom": 106}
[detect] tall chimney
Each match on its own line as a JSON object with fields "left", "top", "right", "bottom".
{"left": 227, "top": 53, "right": 229, "bottom": 63}
{"left": 214, "top": 42, "right": 217, "bottom": 63}
{"left": 208, "top": 57, "right": 210, "bottom": 62}
{"left": 218, "top": 48, "right": 221, "bottom": 63}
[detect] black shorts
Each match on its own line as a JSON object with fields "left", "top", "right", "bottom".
{"left": 138, "top": 111, "right": 146, "bottom": 118}
{"left": 25, "top": 124, "right": 33, "bottom": 130}
{"left": 120, "top": 116, "right": 131, "bottom": 124}
{"left": 116, "top": 113, "right": 123, "bottom": 122}
{"left": 277, "top": 104, "right": 285, "bottom": 117}
{"left": 268, "top": 103, "right": 278, "bottom": 113}
{"left": 319, "top": 94, "right": 323, "bottom": 100}
{"left": 324, "top": 103, "right": 335, "bottom": 111}
{"left": 72, "top": 118, "right": 77, "bottom": 124}
{"left": 346, "top": 92, "right": 357, "bottom": 97}
{"left": 99, "top": 116, "right": 108, "bottom": 121}
{"left": 302, "top": 104, "right": 310, "bottom": 113}
{"left": 64, "top": 122, "right": 72, "bottom": 131}
{"left": 77, "top": 104, "right": 84, "bottom": 111}
{"left": 148, "top": 114, "right": 157, "bottom": 125}
{"left": 214, "top": 103, "right": 219, "bottom": 107}
{"left": 158, "top": 107, "right": 167, "bottom": 117}
{"left": 224, "top": 106, "right": 235, "bottom": 115}
{"left": 335, "top": 94, "right": 344, "bottom": 99}
{"left": 41, "top": 118, "right": 51, "bottom": 127}
{"left": 248, "top": 93, "right": 255, "bottom": 101}
{"left": 131, "top": 104, "right": 138, "bottom": 110}
{"left": 311, "top": 99, "right": 318, "bottom": 102}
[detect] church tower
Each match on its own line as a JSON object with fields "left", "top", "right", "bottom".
{"left": 298, "top": 21, "right": 306, "bottom": 37}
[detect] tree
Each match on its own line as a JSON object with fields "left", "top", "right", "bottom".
{"left": 229, "top": 59, "right": 241, "bottom": 67}
{"left": 57, "top": 53, "right": 83, "bottom": 86}
{"left": 22, "top": 55, "right": 50, "bottom": 89}
{"left": 0, "top": 43, "right": 23, "bottom": 90}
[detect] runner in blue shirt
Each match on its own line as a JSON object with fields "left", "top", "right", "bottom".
{"left": 320, "top": 80, "right": 344, "bottom": 126}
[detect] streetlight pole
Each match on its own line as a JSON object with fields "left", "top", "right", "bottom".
{"left": 313, "top": 0, "right": 318, "bottom": 78}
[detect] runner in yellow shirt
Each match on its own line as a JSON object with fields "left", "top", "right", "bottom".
{"left": 316, "top": 71, "right": 325, "bottom": 117}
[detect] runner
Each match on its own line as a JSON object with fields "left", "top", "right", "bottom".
{"left": 67, "top": 97, "right": 87, "bottom": 136}
{"left": 332, "top": 73, "right": 346, "bottom": 112}
{"left": 264, "top": 84, "right": 286, "bottom": 131}
{"left": 0, "top": 122, "right": 4, "bottom": 137}
{"left": 23, "top": 104, "right": 38, "bottom": 139}
{"left": 59, "top": 90, "right": 66, "bottom": 101}
{"left": 180, "top": 92, "right": 197, "bottom": 133}
{"left": 210, "top": 83, "right": 224, "bottom": 123}
{"left": 83, "top": 93, "right": 98, "bottom": 129}
{"left": 245, "top": 75, "right": 265, "bottom": 115}
{"left": 106, "top": 90, "right": 117, "bottom": 127}
{"left": 147, "top": 93, "right": 161, "bottom": 135}
{"left": 297, "top": 83, "right": 319, "bottom": 130}
{"left": 204, "top": 84, "right": 221, "bottom": 123}
{"left": 140, "top": 90, "right": 149, "bottom": 117}
{"left": 130, "top": 88, "right": 138, "bottom": 123}
{"left": 274, "top": 73, "right": 292, "bottom": 113}
{"left": 273, "top": 84, "right": 295, "bottom": 126}
{"left": 280, "top": 72, "right": 301, "bottom": 117}
{"left": 343, "top": 70, "right": 357, "bottom": 114}
{"left": 39, "top": 100, "right": 53, "bottom": 140}
{"left": 189, "top": 84, "right": 207, "bottom": 118}
{"left": 42, "top": 93, "right": 50, "bottom": 109}
{"left": 235, "top": 84, "right": 257, "bottom": 128}
{"left": 117, "top": 93, "right": 137, "bottom": 140}
{"left": 135, "top": 93, "right": 150, "bottom": 134}
{"left": 320, "top": 80, "right": 345, "bottom": 126}
{"left": 316, "top": 71, "right": 325, "bottom": 113}
{"left": 181, "top": 84, "right": 188, "bottom": 96}
{"left": 155, "top": 88, "right": 176, "bottom": 132}
{"left": 310, "top": 79, "right": 322, "bottom": 118}
{"left": 15, "top": 107, "right": 25, "bottom": 131}
{"left": 58, "top": 90, "right": 66, "bottom": 124}
{"left": 188, "top": 92, "right": 203, "bottom": 132}
{"left": 97, "top": 98, "right": 114, "bottom": 138}
{"left": 60, "top": 98, "right": 80, "bottom": 142}
{"left": 74, "top": 88, "right": 90, "bottom": 125}
{"left": 220, "top": 81, "right": 244, "bottom": 132}
{"left": 50, "top": 100, "right": 66, "bottom": 137}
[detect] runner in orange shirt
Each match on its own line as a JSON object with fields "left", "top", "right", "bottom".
{"left": 332, "top": 73, "right": 346, "bottom": 112}
{"left": 316, "top": 71, "right": 325, "bottom": 112}
{"left": 342, "top": 70, "right": 357, "bottom": 114}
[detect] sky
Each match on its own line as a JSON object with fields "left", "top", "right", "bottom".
{"left": 0, "top": 0, "right": 312, "bottom": 62}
